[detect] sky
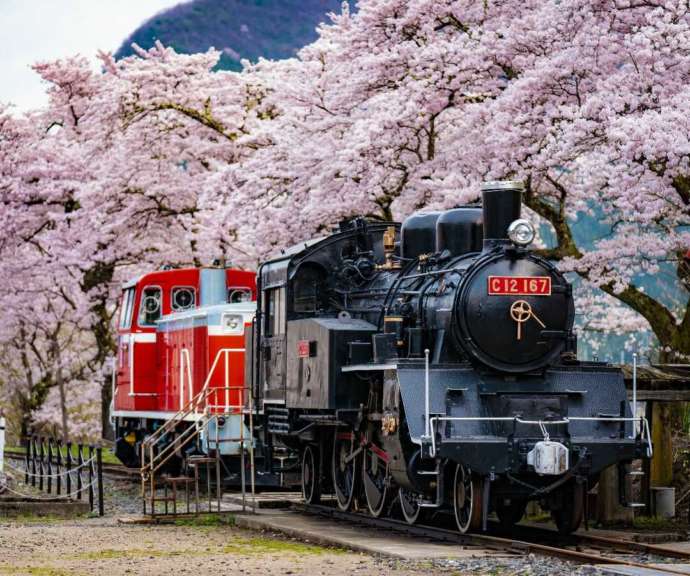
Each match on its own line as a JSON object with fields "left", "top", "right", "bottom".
{"left": 0, "top": 0, "right": 182, "bottom": 112}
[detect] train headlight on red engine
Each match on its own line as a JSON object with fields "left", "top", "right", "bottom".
{"left": 222, "top": 313, "right": 244, "bottom": 334}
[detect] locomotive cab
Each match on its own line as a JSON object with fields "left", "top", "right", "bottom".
{"left": 116, "top": 268, "right": 202, "bottom": 415}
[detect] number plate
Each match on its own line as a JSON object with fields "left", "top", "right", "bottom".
{"left": 298, "top": 340, "right": 314, "bottom": 358}
{"left": 487, "top": 276, "right": 552, "bottom": 296}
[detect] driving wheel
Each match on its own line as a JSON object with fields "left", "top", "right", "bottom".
{"left": 332, "top": 428, "right": 358, "bottom": 511}
{"left": 453, "top": 463, "right": 483, "bottom": 534}
{"left": 362, "top": 445, "right": 390, "bottom": 517}
{"left": 399, "top": 487, "right": 422, "bottom": 525}
{"left": 301, "top": 445, "right": 321, "bottom": 505}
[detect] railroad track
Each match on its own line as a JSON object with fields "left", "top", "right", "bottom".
{"left": 497, "top": 521, "right": 690, "bottom": 561}
{"left": 299, "top": 503, "right": 690, "bottom": 575}
{"left": 4, "top": 450, "right": 139, "bottom": 482}
{"left": 101, "top": 463, "right": 139, "bottom": 481}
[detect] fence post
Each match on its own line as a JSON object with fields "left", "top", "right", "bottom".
{"left": 56, "top": 439, "right": 63, "bottom": 496}
{"left": 97, "top": 447, "right": 104, "bottom": 516}
{"left": 66, "top": 442, "right": 72, "bottom": 497}
{"left": 47, "top": 437, "right": 53, "bottom": 495}
{"left": 24, "top": 433, "right": 30, "bottom": 484}
{"left": 39, "top": 437, "right": 44, "bottom": 492}
{"left": 31, "top": 436, "right": 37, "bottom": 487}
{"left": 76, "top": 444, "right": 83, "bottom": 500}
{"left": 0, "top": 416, "right": 5, "bottom": 474}
{"left": 88, "top": 445, "right": 94, "bottom": 512}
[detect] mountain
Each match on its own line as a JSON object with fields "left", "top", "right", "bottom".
{"left": 115, "top": 0, "right": 346, "bottom": 71}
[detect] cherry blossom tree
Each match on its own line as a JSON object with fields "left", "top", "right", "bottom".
{"left": 1, "top": 0, "right": 688, "bottom": 440}
{"left": 233, "top": 0, "right": 690, "bottom": 358}
{"left": 0, "top": 103, "right": 98, "bottom": 439}
{"left": 0, "top": 44, "right": 267, "bottom": 438}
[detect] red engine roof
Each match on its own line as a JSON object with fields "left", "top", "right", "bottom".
{"left": 118, "top": 267, "right": 256, "bottom": 334}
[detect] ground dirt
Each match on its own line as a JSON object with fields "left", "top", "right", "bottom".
{"left": 0, "top": 516, "right": 454, "bottom": 576}
{"left": 0, "top": 473, "right": 451, "bottom": 576}
{"left": 0, "top": 474, "right": 617, "bottom": 575}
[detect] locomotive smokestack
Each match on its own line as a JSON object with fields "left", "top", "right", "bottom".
{"left": 481, "top": 180, "right": 523, "bottom": 250}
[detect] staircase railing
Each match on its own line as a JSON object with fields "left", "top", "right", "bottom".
{"left": 140, "top": 348, "right": 255, "bottom": 516}
{"left": 141, "top": 347, "right": 235, "bottom": 464}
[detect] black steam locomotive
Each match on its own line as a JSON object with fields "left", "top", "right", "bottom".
{"left": 248, "top": 181, "right": 651, "bottom": 534}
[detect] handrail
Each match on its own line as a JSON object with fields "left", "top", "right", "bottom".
{"left": 142, "top": 348, "right": 241, "bottom": 451}
{"left": 142, "top": 387, "right": 211, "bottom": 451}
{"left": 140, "top": 345, "right": 256, "bottom": 517}
{"left": 180, "top": 348, "right": 193, "bottom": 408}
{"left": 428, "top": 415, "right": 653, "bottom": 459}
{"left": 141, "top": 349, "right": 248, "bottom": 476}
{"left": 141, "top": 390, "right": 250, "bottom": 475}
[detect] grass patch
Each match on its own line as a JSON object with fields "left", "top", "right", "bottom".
{"left": 73, "top": 546, "right": 261, "bottom": 561}
{"left": 524, "top": 511, "right": 551, "bottom": 523}
{"left": 632, "top": 515, "right": 683, "bottom": 531}
{"left": 174, "top": 513, "right": 236, "bottom": 527}
{"left": 0, "top": 566, "right": 74, "bottom": 576}
{"left": 75, "top": 549, "right": 170, "bottom": 560}
{"left": 72, "top": 540, "right": 331, "bottom": 561}
{"left": 3, "top": 514, "right": 75, "bottom": 524}
{"left": 223, "top": 536, "right": 343, "bottom": 556}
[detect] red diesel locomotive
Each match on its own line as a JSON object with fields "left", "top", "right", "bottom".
{"left": 111, "top": 266, "right": 257, "bottom": 471}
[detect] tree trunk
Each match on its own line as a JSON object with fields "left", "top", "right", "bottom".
{"left": 101, "top": 377, "right": 113, "bottom": 441}
{"left": 55, "top": 344, "right": 69, "bottom": 442}
{"left": 19, "top": 410, "right": 31, "bottom": 447}
{"left": 82, "top": 261, "right": 117, "bottom": 442}
{"left": 651, "top": 402, "right": 674, "bottom": 487}
{"left": 596, "top": 465, "right": 633, "bottom": 526}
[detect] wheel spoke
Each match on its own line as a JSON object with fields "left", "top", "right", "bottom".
{"left": 399, "top": 487, "right": 421, "bottom": 525}
{"left": 332, "top": 429, "right": 357, "bottom": 511}
{"left": 301, "top": 445, "right": 320, "bottom": 505}
{"left": 363, "top": 448, "right": 389, "bottom": 517}
{"left": 454, "top": 463, "right": 481, "bottom": 534}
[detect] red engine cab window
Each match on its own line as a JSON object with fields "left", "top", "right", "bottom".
{"left": 138, "top": 286, "right": 163, "bottom": 326}
{"left": 228, "top": 287, "right": 252, "bottom": 303}
{"left": 172, "top": 287, "right": 196, "bottom": 311}
{"left": 119, "top": 287, "right": 135, "bottom": 329}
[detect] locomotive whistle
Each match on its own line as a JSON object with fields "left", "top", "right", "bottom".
{"left": 510, "top": 300, "right": 545, "bottom": 340}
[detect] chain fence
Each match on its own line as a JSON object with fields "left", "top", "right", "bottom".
{"left": 0, "top": 434, "right": 104, "bottom": 516}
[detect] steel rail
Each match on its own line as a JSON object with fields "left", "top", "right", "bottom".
{"left": 502, "top": 522, "right": 690, "bottom": 562}
{"left": 297, "top": 503, "right": 690, "bottom": 576}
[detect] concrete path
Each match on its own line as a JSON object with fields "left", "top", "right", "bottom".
{"left": 234, "top": 509, "right": 504, "bottom": 560}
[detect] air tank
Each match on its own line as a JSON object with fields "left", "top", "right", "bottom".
{"left": 435, "top": 207, "right": 483, "bottom": 257}
{"left": 400, "top": 211, "right": 442, "bottom": 259}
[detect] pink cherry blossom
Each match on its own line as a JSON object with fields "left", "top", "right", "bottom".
{"left": 1, "top": 1, "right": 688, "bottom": 437}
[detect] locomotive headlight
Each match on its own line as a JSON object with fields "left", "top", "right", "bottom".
{"left": 222, "top": 313, "right": 243, "bottom": 333}
{"left": 507, "top": 219, "right": 535, "bottom": 246}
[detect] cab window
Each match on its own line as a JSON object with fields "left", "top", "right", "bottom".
{"left": 172, "top": 287, "right": 196, "bottom": 311}
{"left": 118, "top": 288, "right": 135, "bottom": 329}
{"left": 264, "top": 288, "right": 285, "bottom": 337}
{"left": 293, "top": 263, "right": 326, "bottom": 313}
{"left": 138, "top": 286, "right": 162, "bottom": 326}
{"left": 228, "top": 287, "right": 252, "bottom": 303}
